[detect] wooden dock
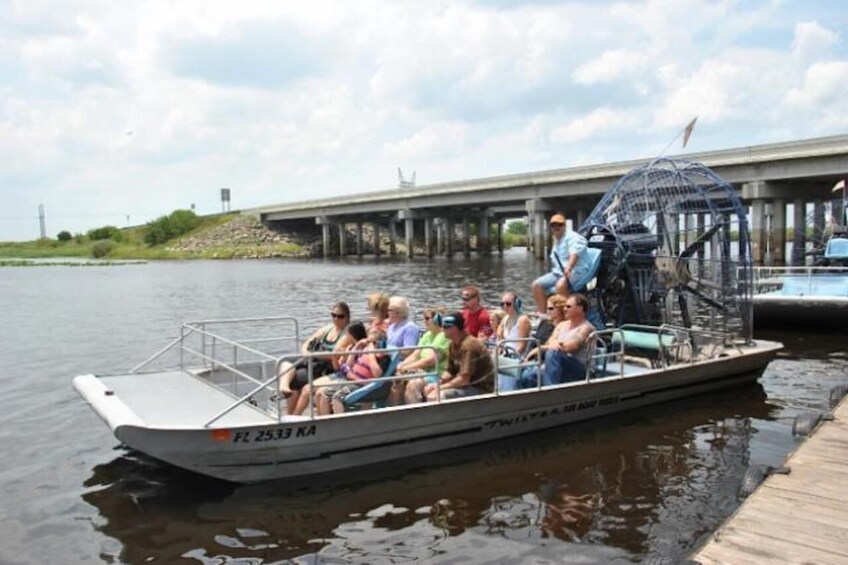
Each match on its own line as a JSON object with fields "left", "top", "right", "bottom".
{"left": 691, "top": 397, "right": 848, "bottom": 564}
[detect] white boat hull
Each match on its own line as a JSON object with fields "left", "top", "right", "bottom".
{"left": 73, "top": 340, "right": 781, "bottom": 483}
{"left": 751, "top": 266, "right": 848, "bottom": 327}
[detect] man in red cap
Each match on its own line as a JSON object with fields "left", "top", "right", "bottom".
{"left": 531, "top": 212, "right": 591, "bottom": 315}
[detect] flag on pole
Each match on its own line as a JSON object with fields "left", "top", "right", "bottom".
{"left": 682, "top": 116, "right": 698, "bottom": 148}
{"left": 832, "top": 179, "right": 846, "bottom": 192}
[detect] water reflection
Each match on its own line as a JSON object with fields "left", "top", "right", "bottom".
{"left": 82, "top": 383, "right": 777, "bottom": 563}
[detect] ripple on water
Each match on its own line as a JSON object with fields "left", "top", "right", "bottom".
{"left": 1, "top": 256, "right": 846, "bottom": 564}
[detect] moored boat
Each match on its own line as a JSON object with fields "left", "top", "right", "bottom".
{"left": 73, "top": 158, "right": 782, "bottom": 483}
{"left": 752, "top": 229, "right": 848, "bottom": 327}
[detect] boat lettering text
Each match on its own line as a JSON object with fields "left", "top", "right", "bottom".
{"left": 484, "top": 397, "right": 619, "bottom": 429}
{"left": 232, "top": 425, "right": 317, "bottom": 443}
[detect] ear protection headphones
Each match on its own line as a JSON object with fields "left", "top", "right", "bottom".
{"left": 513, "top": 295, "right": 523, "bottom": 313}
{"left": 432, "top": 313, "right": 443, "bottom": 327}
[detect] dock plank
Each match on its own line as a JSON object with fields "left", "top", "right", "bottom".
{"left": 696, "top": 527, "right": 847, "bottom": 565}
{"left": 692, "top": 397, "right": 848, "bottom": 564}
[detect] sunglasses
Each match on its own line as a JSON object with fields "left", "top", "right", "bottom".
{"left": 331, "top": 313, "right": 346, "bottom": 319}
{"left": 461, "top": 295, "right": 475, "bottom": 301}
{"left": 550, "top": 223, "right": 565, "bottom": 228}
{"left": 564, "top": 304, "right": 575, "bottom": 309}
{"left": 423, "top": 315, "right": 432, "bottom": 321}
{"left": 546, "top": 305, "right": 556, "bottom": 311}
{"left": 500, "top": 301, "right": 513, "bottom": 307}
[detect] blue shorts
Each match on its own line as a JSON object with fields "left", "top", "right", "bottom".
{"left": 533, "top": 272, "right": 565, "bottom": 295}
{"left": 534, "top": 267, "right": 591, "bottom": 294}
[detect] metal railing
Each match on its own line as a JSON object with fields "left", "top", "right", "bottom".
{"left": 289, "top": 344, "right": 441, "bottom": 419}
{"left": 130, "top": 316, "right": 301, "bottom": 374}
{"left": 752, "top": 265, "right": 848, "bottom": 295}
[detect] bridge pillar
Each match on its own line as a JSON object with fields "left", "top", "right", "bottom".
{"left": 771, "top": 199, "right": 786, "bottom": 265}
{"left": 833, "top": 198, "right": 845, "bottom": 227}
{"left": 477, "top": 211, "right": 491, "bottom": 255}
{"left": 461, "top": 218, "right": 471, "bottom": 257}
{"left": 374, "top": 223, "right": 382, "bottom": 256}
{"left": 685, "top": 214, "right": 697, "bottom": 251}
{"left": 405, "top": 217, "right": 415, "bottom": 258}
{"left": 355, "top": 222, "right": 363, "bottom": 257}
{"left": 496, "top": 220, "right": 503, "bottom": 254}
{"left": 791, "top": 200, "right": 806, "bottom": 265}
{"left": 388, "top": 220, "right": 398, "bottom": 256}
{"left": 526, "top": 199, "right": 551, "bottom": 260}
{"left": 813, "top": 199, "right": 826, "bottom": 247}
{"left": 424, "top": 217, "right": 434, "bottom": 257}
{"left": 696, "top": 214, "right": 706, "bottom": 276}
{"left": 338, "top": 221, "right": 347, "bottom": 256}
{"left": 750, "top": 200, "right": 766, "bottom": 265}
{"left": 445, "top": 218, "right": 455, "bottom": 256}
{"left": 322, "top": 223, "right": 332, "bottom": 257}
{"left": 576, "top": 208, "right": 586, "bottom": 229}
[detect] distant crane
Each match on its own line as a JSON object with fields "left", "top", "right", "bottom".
{"left": 398, "top": 168, "right": 416, "bottom": 189}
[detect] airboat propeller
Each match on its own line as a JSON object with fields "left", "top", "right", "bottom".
{"left": 580, "top": 158, "right": 752, "bottom": 338}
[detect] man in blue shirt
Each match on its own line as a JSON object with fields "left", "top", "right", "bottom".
{"left": 531, "top": 213, "right": 591, "bottom": 315}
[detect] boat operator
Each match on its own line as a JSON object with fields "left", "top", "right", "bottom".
{"left": 531, "top": 213, "right": 592, "bottom": 315}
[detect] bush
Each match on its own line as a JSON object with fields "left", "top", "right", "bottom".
{"left": 144, "top": 209, "right": 200, "bottom": 246}
{"left": 57, "top": 230, "right": 72, "bottom": 242}
{"left": 87, "top": 225, "right": 123, "bottom": 242}
{"left": 91, "top": 240, "right": 116, "bottom": 258}
{"left": 506, "top": 220, "right": 527, "bottom": 235}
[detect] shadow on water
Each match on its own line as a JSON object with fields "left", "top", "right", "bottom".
{"left": 755, "top": 329, "right": 847, "bottom": 361}
{"left": 82, "top": 381, "right": 779, "bottom": 564}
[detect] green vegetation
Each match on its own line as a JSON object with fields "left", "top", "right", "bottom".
{"left": 0, "top": 212, "right": 307, "bottom": 262}
{"left": 506, "top": 220, "right": 527, "bottom": 235}
{"left": 144, "top": 209, "right": 201, "bottom": 246}
{"left": 87, "top": 225, "right": 123, "bottom": 242}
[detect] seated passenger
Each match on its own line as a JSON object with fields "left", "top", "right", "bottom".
{"left": 309, "top": 328, "right": 389, "bottom": 416}
{"left": 277, "top": 302, "right": 358, "bottom": 413}
{"left": 496, "top": 291, "right": 532, "bottom": 356}
{"left": 461, "top": 285, "right": 493, "bottom": 339}
{"left": 510, "top": 294, "right": 595, "bottom": 389}
{"left": 487, "top": 309, "right": 505, "bottom": 347}
{"left": 386, "top": 296, "right": 419, "bottom": 356}
{"left": 366, "top": 292, "right": 390, "bottom": 333}
{"left": 400, "top": 307, "right": 451, "bottom": 404}
{"left": 424, "top": 312, "right": 494, "bottom": 401}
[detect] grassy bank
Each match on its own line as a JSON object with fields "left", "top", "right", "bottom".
{"left": 0, "top": 214, "right": 309, "bottom": 261}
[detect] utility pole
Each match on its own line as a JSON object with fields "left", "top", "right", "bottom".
{"left": 38, "top": 204, "right": 46, "bottom": 239}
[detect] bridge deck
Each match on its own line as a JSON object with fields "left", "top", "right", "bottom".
{"left": 691, "top": 396, "right": 848, "bottom": 564}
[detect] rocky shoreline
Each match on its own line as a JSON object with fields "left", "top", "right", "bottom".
{"left": 163, "top": 214, "right": 494, "bottom": 259}
{"left": 166, "top": 215, "right": 318, "bottom": 259}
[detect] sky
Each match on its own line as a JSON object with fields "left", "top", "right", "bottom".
{"left": 1, "top": 0, "right": 847, "bottom": 241}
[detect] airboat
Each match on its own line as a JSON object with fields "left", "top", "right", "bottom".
{"left": 73, "top": 159, "right": 782, "bottom": 483}
{"left": 751, "top": 208, "right": 848, "bottom": 327}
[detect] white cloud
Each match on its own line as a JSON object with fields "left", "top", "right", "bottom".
{"left": 1, "top": 0, "right": 847, "bottom": 240}
{"left": 573, "top": 49, "right": 648, "bottom": 84}
{"left": 791, "top": 21, "right": 839, "bottom": 60}
{"left": 786, "top": 61, "right": 848, "bottom": 113}
{"left": 550, "top": 108, "right": 638, "bottom": 143}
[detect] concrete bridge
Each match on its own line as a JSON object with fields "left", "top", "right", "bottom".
{"left": 247, "top": 134, "right": 848, "bottom": 265}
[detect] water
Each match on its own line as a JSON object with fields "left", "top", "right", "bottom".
{"left": 1, "top": 250, "right": 846, "bottom": 564}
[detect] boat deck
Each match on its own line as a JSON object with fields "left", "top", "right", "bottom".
{"left": 691, "top": 397, "right": 848, "bottom": 564}
{"left": 98, "top": 371, "right": 275, "bottom": 428}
